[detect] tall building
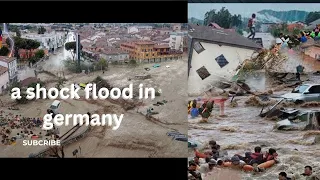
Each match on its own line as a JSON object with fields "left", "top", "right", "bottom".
{"left": 120, "top": 41, "right": 183, "bottom": 63}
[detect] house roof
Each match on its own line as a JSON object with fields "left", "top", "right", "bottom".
{"left": 300, "top": 39, "right": 320, "bottom": 49}
{"left": 0, "top": 65, "right": 8, "bottom": 75}
{"left": 309, "top": 18, "right": 320, "bottom": 26}
{"left": 135, "top": 41, "right": 155, "bottom": 45}
{"left": 188, "top": 24, "right": 262, "bottom": 50}
{"left": 0, "top": 56, "right": 16, "bottom": 63}
{"left": 100, "top": 48, "right": 128, "bottom": 55}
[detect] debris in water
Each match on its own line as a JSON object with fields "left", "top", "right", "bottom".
{"left": 300, "top": 101, "right": 320, "bottom": 108}
{"left": 218, "top": 126, "right": 237, "bottom": 132}
{"left": 245, "top": 96, "right": 277, "bottom": 107}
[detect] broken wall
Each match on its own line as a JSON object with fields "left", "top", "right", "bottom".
{"left": 188, "top": 41, "right": 255, "bottom": 96}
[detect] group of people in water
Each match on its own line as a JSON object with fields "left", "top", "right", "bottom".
{"left": 188, "top": 99, "right": 215, "bottom": 123}
{"left": 188, "top": 140, "right": 319, "bottom": 180}
{"left": 272, "top": 24, "right": 320, "bottom": 54}
{"left": 0, "top": 111, "right": 58, "bottom": 145}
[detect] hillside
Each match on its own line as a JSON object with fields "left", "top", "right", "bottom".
{"left": 256, "top": 10, "right": 309, "bottom": 23}
{"left": 188, "top": 17, "right": 204, "bottom": 25}
{"left": 189, "top": 10, "right": 310, "bottom": 25}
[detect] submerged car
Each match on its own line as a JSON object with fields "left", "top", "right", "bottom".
{"left": 275, "top": 110, "right": 320, "bottom": 130}
{"left": 281, "top": 84, "right": 320, "bottom": 104}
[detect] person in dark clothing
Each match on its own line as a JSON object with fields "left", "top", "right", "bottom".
{"left": 264, "top": 148, "right": 278, "bottom": 162}
{"left": 296, "top": 64, "right": 304, "bottom": 81}
{"left": 188, "top": 162, "right": 202, "bottom": 180}
{"left": 235, "top": 146, "right": 264, "bottom": 165}
{"left": 279, "top": 172, "right": 292, "bottom": 180}
{"left": 247, "top": 13, "right": 257, "bottom": 39}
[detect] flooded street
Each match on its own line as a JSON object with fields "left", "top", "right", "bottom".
{"left": 188, "top": 73, "right": 320, "bottom": 179}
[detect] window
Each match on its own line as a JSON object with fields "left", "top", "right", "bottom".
{"left": 215, "top": 54, "right": 229, "bottom": 68}
{"left": 193, "top": 41, "right": 205, "bottom": 54}
{"left": 196, "top": 66, "right": 211, "bottom": 80}
{"left": 308, "top": 85, "right": 320, "bottom": 94}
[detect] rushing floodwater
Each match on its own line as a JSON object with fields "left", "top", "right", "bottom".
{"left": 188, "top": 48, "right": 320, "bottom": 179}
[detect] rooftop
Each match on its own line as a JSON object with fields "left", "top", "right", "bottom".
{"left": 188, "top": 24, "right": 262, "bottom": 50}
{"left": 100, "top": 48, "right": 128, "bottom": 55}
{"left": 0, "top": 65, "right": 8, "bottom": 75}
{"left": 0, "top": 56, "right": 16, "bottom": 63}
{"left": 135, "top": 41, "right": 155, "bottom": 45}
{"left": 154, "top": 44, "right": 170, "bottom": 49}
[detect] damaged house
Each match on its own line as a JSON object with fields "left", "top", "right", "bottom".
{"left": 187, "top": 24, "right": 263, "bottom": 95}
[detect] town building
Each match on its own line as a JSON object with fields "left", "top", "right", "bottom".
{"left": 169, "top": 31, "right": 187, "bottom": 52}
{"left": 187, "top": 24, "right": 262, "bottom": 95}
{"left": 307, "top": 18, "right": 320, "bottom": 29}
{"left": 99, "top": 48, "right": 130, "bottom": 63}
{"left": 22, "top": 31, "right": 66, "bottom": 52}
{"left": 120, "top": 41, "right": 183, "bottom": 63}
{"left": 0, "top": 65, "right": 9, "bottom": 94}
{"left": 0, "top": 56, "right": 18, "bottom": 82}
{"left": 208, "top": 22, "right": 236, "bottom": 32}
{"left": 127, "top": 26, "right": 153, "bottom": 34}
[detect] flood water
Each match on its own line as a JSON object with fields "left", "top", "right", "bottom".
{"left": 188, "top": 48, "right": 320, "bottom": 179}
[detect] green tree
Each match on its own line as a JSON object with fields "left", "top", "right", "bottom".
{"left": 38, "top": 26, "right": 46, "bottom": 34}
{"left": 64, "top": 41, "right": 83, "bottom": 61}
{"left": 204, "top": 7, "right": 242, "bottom": 29}
{"left": 129, "top": 59, "right": 137, "bottom": 65}
{"left": 305, "top": 11, "right": 320, "bottom": 25}
{"left": 0, "top": 46, "right": 10, "bottom": 56}
{"left": 25, "top": 39, "right": 40, "bottom": 59}
{"left": 35, "top": 49, "right": 45, "bottom": 59}
{"left": 97, "top": 58, "right": 107, "bottom": 70}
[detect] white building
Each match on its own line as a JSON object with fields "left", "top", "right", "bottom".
{"left": 0, "top": 56, "right": 18, "bottom": 83}
{"left": 0, "top": 65, "right": 9, "bottom": 94}
{"left": 128, "top": 26, "right": 153, "bottom": 34}
{"left": 22, "top": 31, "right": 66, "bottom": 51}
{"left": 169, "top": 31, "right": 187, "bottom": 51}
{"left": 63, "top": 31, "right": 77, "bottom": 60}
{"left": 187, "top": 24, "right": 262, "bottom": 95}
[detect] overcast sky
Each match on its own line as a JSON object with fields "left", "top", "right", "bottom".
{"left": 188, "top": 3, "right": 320, "bottom": 19}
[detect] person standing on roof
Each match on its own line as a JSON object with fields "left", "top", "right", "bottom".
{"left": 247, "top": 13, "right": 257, "bottom": 39}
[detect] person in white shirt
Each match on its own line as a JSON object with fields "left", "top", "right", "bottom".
{"left": 200, "top": 159, "right": 216, "bottom": 174}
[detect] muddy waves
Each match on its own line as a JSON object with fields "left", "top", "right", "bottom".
{"left": 188, "top": 97, "right": 320, "bottom": 180}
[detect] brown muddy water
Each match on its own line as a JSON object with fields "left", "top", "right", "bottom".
{"left": 188, "top": 74, "right": 320, "bottom": 180}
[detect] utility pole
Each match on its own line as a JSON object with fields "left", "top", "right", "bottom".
{"left": 76, "top": 33, "right": 81, "bottom": 70}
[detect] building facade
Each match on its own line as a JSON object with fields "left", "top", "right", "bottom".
{"left": 0, "top": 65, "right": 9, "bottom": 94}
{"left": 0, "top": 56, "right": 18, "bottom": 83}
{"left": 188, "top": 24, "right": 262, "bottom": 95}
{"left": 22, "top": 31, "right": 66, "bottom": 52}
{"left": 120, "top": 41, "right": 183, "bottom": 63}
{"left": 99, "top": 49, "right": 130, "bottom": 63}
{"left": 169, "top": 31, "right": 187, "bottom": 52}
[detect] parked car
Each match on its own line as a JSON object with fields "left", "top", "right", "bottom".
{"left": 281, "top": 84, "right": 320, "bottom": 104}
{"left": 49, "top": 100, "right": 61, "bottom": 114}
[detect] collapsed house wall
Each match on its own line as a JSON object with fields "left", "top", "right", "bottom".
{"left": 188, "top": 42, "right": 255, "bottom": 96}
